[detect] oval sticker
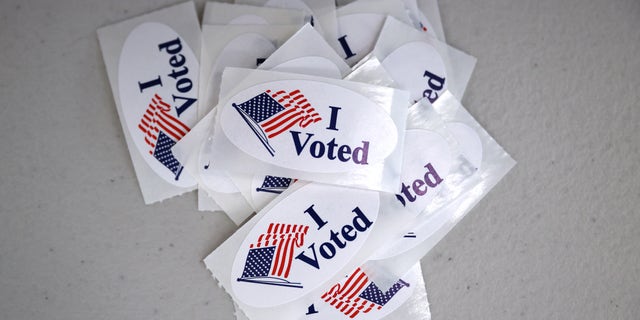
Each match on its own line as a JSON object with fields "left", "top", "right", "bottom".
{"left": 231, "top": 183, "right": 380, "bottom": 307}
{"left": 219, "top": 80, "right": 398, "bottom": 173}
{"left": 118, "top": 22, "right": 198, "bottom": 187}
{"left": 381, "top": 41, "right": 447, "bottom": 103}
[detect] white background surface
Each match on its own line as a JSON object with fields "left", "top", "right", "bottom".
{"left": 1, "top": 0, "right": 639, "bottom": 319}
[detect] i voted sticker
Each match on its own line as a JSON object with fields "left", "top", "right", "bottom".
{"left": 118, "top": 22, "right": 198, "bottom": 187}
{"left": 309, "top": 266, "right": 416, "bottom": 319}
{"left": 381, "top": 41, "right": 447, "bottom": 103}
{"left": 219, "top": 80, "right": 398, "bottom": 173}
{"left": 231, "top": 183, "right": 380, "bottom": 307}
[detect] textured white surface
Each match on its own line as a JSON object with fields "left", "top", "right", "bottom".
{"left": 0, "top": 0, "right": 638, "bottom": 319}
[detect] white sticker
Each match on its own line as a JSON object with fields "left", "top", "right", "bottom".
{"left": 381, "top": 41, "right": 447, "bottom": 103}
{"left": 118, "top": 22, "right": 198, "bottom": 187}
{"left": 219, "top": 80, "right": 399, "bottom": 173}
{"left": 231, "top": 183, "right": 380, "bottom": 307}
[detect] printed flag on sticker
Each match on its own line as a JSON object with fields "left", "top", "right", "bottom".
{"left": 256, "top": 175, "right": 295, "bottom": 194}
{"left": 232, "top": 89, "right": 322, "bottom": 156}
{"left": 237, "top": 223, "right": 310, "bottom": 288}
{"left": 137, "top": 94, "right": 189, "bottom": 180}
{"left": 321, "top": 267, "right": 410, "bottom": 319}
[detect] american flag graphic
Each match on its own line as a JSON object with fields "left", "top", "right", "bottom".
{"left": 232, "top": 89, "right": 322, "bottom": 156}
{"left": 321, "top": 268, "right": 410, "bottom": 319}
{"left": 137, "top": 94, "right": 190, "bottom": 180}
{"left": 237, "top": 223, "right": 310, "bottom": 288}
{"left": 255, "top": 175, "right": 295, "bottom": 194}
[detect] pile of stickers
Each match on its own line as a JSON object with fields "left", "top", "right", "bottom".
{"left": 98, "top": 1, "right": 515, "bottom": 319}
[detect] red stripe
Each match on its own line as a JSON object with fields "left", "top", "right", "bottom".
{"left": 275, "top": 235, "right": 292, "bottom": 276}
{"left": 260, "top": 108, "right": 298, "bottom": 128}
{"left": 256, "top": 234, "right": 265, "bottom": 247}
{"left": 155, "top": 121, "right": 182, "bottom": 141}
{"left": 265, "top": 114, "right": 305, "bottom": 138}
{"left": 144, "top": 136, "right": 155, "bottom": 148}
{"left": 271, "top": 235, "right": 283, "bottom": 276}
{"left": 264, "top": 234, "right": 272, "bottom": 247}
{"left": 271, "top": 90, "right": 287, "bottom": 99}
{"left": 348, "top": 273, "right": 368, "bottom": 299}
{"left": 263, "top": 110, "right": 302, "bottom": 133}
{"left": 300, "top": 115, "right": 321, "bottom": 128}
{"left": 158, "top": 109, "right": 190, "bottom": 133}
{"left": 156, "top": 112, "right": 187, "bottom": 140}
{"left": 272, "top": 233, "right": 285, "bottom": 275}
{"left": 146, "top": 130, "right": 157, "bottom": 141}
{"left": 361, "top": 302, "right": 375, "bottom": 313}
{"left": 282, "top": 235, "right": 297, "bottom": 278}
{"left": 157, "top": 97, "right": 171, "bottom": 109}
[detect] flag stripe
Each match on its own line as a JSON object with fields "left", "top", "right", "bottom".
{"left": 137, "top": 94, "right": 190, "bottom": 156}
{"left": 155, "top": 94, "right": 171, "bottom": 109}
{"left": 158, "top": 108, "right": 191, "bottom": 132}
{"left": 251, "top": 223, "right": 309, "bottom": 279}
{"left": 320, "top": 268, "right": 382, "bottom": 319}
{"left": 156, "top": 111, "right": 188, "bottom": 140}
{"left": 144, "top": 136, "right": 155, "bottom": 148}
{"left": 263, "top": 115, "right": 302, "bottom": 136}
{"left": 155, "top": 120, "right": 183, "bottom": 142}
{"left": 249, "top": 89, "right": 321, "bottom": 139}
{"left": 264, "top": 113, "right": 305, "bottom": 138}
{"left": 260, "top": 107, "right": 299, "bottom": 128}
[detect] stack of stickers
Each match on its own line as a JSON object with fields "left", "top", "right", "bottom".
{"left": 98, "top": 1, "right": 515, "bottom": 319}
